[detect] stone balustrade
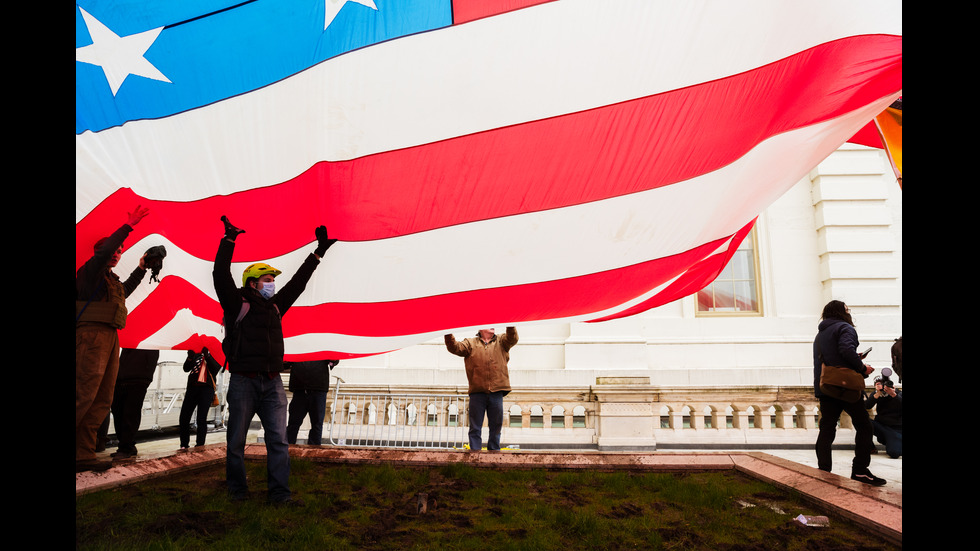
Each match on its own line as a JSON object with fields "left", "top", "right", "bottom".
{"left": 322, "top": 377, "right": 887, "bottom": 451}
{"left": 129, "top": 374, "right": 888, "bottom": 452}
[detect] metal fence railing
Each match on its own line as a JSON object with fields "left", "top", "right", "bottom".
{"left": 131, "top": 361, "right": 227, "bottom": 434}
{"left": 326, "top": 378, "right": 468, "bottom": 450}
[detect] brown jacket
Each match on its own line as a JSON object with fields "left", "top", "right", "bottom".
{"left": 445, "top": 327, "right": 518, "bottom": 395}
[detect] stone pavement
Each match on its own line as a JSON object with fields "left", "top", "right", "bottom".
{"left": 86, "top": 427, "right": 902, "bottom": 493}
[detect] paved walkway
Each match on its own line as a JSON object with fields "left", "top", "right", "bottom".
{"left": 86, "top": 427, "right": 902, "bottom": 492}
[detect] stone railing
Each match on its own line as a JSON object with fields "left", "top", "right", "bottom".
{"left": 321, "top": 377, "right": 885, "bottom": 451}
{"left": 127, "top": 375, "right": 887, "bottom": 452}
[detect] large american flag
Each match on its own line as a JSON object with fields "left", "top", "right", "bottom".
{"left": 75, "top": 0, "right": 902, "bottom": 361}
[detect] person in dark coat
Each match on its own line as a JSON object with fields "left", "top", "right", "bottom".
{"left": 286, "top": 360, "right": 338, "bottom": 445}
{"left": 179, "top": 347, "right": 223, "bottom": 449}
{"left": 812, "top": 300, "right": 885, "bottom": 486}
{"left": 212, "top": 215, "right": 335, "bottom": 504}
{"left": 109, "top": 348, "right": 160, "bottom": 458}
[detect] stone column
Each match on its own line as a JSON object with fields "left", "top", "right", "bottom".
{"left": 810, "top": 146, "right": 901, "bottom": 312}
{"left": 592, "top": 377, "right": 657, "bottom": 450}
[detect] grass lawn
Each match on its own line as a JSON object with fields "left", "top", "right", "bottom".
{"left": 76, "top": 458, "right": 899, "bottom": 550}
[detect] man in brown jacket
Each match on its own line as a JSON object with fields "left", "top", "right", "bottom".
{"left": 76, "top": 206, "right": 151, "bottom": 472}
{"left": 444, "top": 327, "right": 518, "bottom": 451}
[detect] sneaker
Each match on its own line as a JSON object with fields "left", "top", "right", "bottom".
{"left": 851, "top": 469, "right": 886, "bottom": 486}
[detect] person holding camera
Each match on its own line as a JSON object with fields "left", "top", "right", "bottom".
{"left": 76, "top": 206, "right": 151, "bottom": 472}
{"left": 866, "top": 368, "right": 902, "bottom": 459}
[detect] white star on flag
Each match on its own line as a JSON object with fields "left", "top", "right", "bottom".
{"left": 75, "top": 7, "right": 171, "bottom": 96}
{"left": 324, "top": 0, "right": 378, "bottom": 30}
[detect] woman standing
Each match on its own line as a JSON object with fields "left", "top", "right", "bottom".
{"left": 812, "top": 300, "right": 886, "bottom": 486}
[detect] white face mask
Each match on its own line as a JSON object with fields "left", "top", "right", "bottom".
{"left": 258, "top": 281, "right": 275, "bottom": 299}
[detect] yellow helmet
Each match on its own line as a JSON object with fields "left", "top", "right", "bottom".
{"left": 242, "top": 263, "right": 281, "bottom": 287}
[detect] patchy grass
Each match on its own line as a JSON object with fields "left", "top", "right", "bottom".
{"left": 76, "top": 459, "right": 898, "bottom": 550}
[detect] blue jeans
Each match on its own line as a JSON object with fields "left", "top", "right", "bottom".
{"left": 286, "top": 390, "right": 327, "bottom": 445}
{"left": 468, "top": 392, "right": 504, "bottom": 451}
{"left": 872, "top": 420, "right": 903, "bottom": 458}
{"left": 226, "top": 373, "right": 290, "bottom": 502}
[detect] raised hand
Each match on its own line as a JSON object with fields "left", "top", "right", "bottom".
{"left": 221, "top": 215, "right": 245, "bottom": 238}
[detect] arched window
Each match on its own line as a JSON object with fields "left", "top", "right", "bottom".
{"left": 530, "top": 405, "right": 544, "bottom": 428}
{"left": 659, "top": 406, "right": 672, "bottom": 429}
{"left": 448, "top": 403, "right": 459, "bottom": 427}
{"left": 703, "top": 406, "right": 714, "bottom": 429}
{"left": 551, "top": 405, "right": 566, "bottom": 428}
{"left": 426, "top": 403, "right": 438, "bottom": 426}
{"left": 509, "top": 405, "right": 523, "bottom": 428}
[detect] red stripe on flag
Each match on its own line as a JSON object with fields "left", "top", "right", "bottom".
{"left": 587, "top": 219, "right": 755, "bottom": 322}
{"left": 452, "top": 0, "right": 556, "bottom": 25}
{"left": 76, "top": 35, "right": 901, "bottom": 270}
{"left": 120, "top": 230, "right": 743, "bottom": 355}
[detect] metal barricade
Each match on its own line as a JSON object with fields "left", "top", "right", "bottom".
{"left": 326, "top": 377, "right": 468, "bottom": 450}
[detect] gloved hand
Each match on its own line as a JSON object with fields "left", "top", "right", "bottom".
{"left": 221, "top": 216, "right": 245, "bottom": 240}
{"left": 143, "top": 245, "right": 167, "bottom": 283}
{"left": 314, "top": 225, "right": 337, "bottom": 257}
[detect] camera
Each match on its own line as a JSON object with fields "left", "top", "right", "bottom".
{"left": 874, "top": 367, "right": 895, "bottom": 389}
{"left": 144, "top": 245, "right": 167, "bottom": 283}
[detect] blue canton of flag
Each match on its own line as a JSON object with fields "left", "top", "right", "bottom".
{"left": 76, "top": 0, "right": 453, "bottom": 134}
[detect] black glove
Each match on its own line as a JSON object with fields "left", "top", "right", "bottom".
{"left": 221, "top": 215, "right": 245, "bottom": 240}
{"left": 314, "top": 225, "right": 337, "bottom": 256}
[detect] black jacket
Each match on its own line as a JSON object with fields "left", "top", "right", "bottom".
{"left": 116, "top": 348, "right": 160, "bottom": 386}
{"left": 866, "top": 391, "right": 902, "bottom": 428}
{"left": 183, "top": 348, "right": 223, "bottom": 387}
{"left": 286, "top": 360, "right": 336, "bottom": 393}
{"left": 812, "top": 318, "right": 866, "bottom": 398}
{"left": 212, "top": 237, "right": 320, "bottom": 374}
